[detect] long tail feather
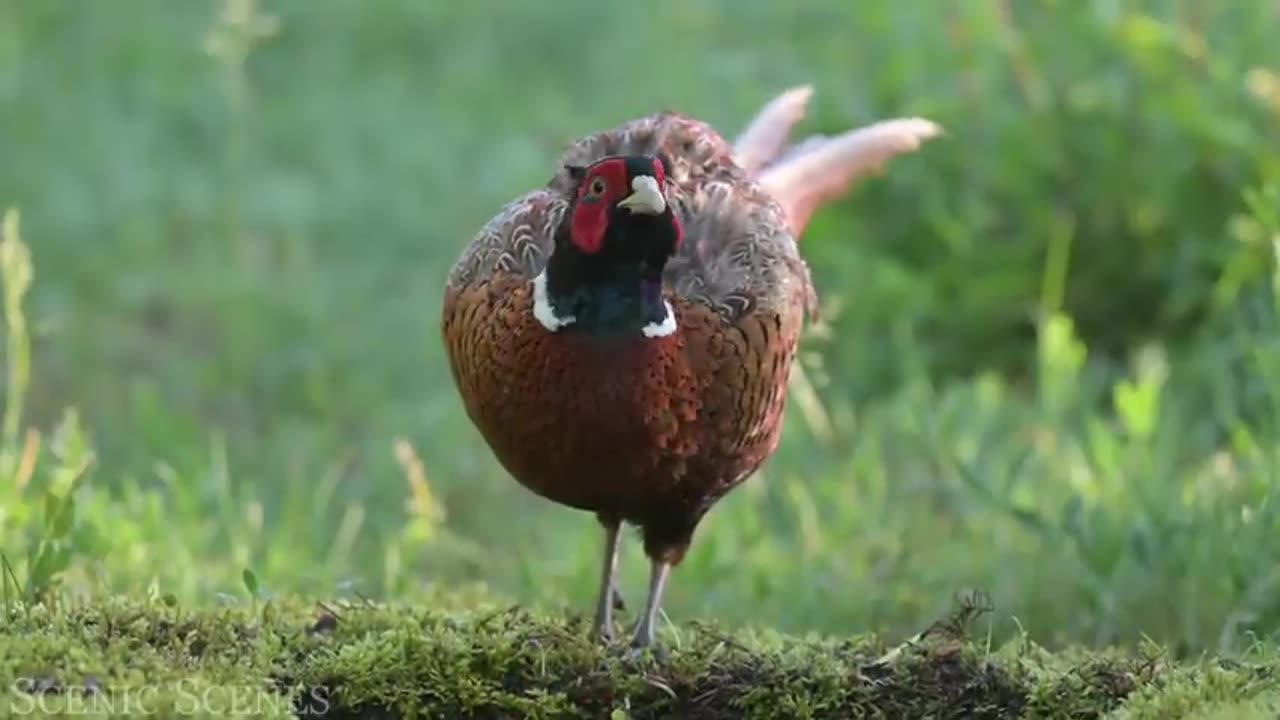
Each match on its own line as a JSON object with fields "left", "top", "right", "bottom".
{"left": 732, "top": 85, "right": 816, "bottom": 174}
{"left": 733, "top": 87, "right": 944, "bottom": 238}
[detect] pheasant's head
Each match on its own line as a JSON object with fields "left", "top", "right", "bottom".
{"left": 565, "top": 155, "right": 682, "bottom": 259}
{"left": 538, "top": 155, "right": 684, "bottom": 337}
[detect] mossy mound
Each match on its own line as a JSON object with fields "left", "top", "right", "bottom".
{"left": 0, "top": 596, "right": 1276, "bottom": 719}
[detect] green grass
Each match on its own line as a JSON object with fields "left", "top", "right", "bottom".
{"left": 2, "top": 0, "right": 1280, "bottom": 691}
{"left": 1, "top": 594, "right": 1277, "bottom": 719}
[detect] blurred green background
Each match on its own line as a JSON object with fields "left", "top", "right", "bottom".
{"left": 2, "top": 0, "right": 1279, "bottom": 654}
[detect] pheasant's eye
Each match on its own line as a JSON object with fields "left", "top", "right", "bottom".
{"left": 585, "top": 176, "right": 607, "bottom": 200}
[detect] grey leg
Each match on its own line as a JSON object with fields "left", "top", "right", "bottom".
{"left": 592, "top": 519, "right": 623, "bottom": 641}
{"left": 629, "top": 558, "right": 672, "bottom": 648}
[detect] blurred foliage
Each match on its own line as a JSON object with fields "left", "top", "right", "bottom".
{"left": 1, "top": 0, "right": 1279, "bottom": 656}
{"left": 807, "top": 1, "right": 1280, "bottom": 394}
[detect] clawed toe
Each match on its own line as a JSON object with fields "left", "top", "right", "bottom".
{"left": 623, "top": 636, "right": 667, "bottom": 663}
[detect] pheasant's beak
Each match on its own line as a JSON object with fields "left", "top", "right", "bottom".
{"left": 617, "top": 175, "right": 666, "bottom": 215}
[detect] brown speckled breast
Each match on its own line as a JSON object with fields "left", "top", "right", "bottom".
{"left": 441, "top": 271, "right": 801, "bottom": 525}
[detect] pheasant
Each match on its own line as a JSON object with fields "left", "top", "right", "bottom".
{"left": 442, "top": 86, "right": 940, "bottom": 648}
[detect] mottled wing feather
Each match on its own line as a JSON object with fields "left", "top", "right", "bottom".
{"left": 445, "top": 191, "right": 567, "bottom": 290}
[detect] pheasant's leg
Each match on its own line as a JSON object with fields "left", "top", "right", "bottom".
{"left": 629, "top": 558, "right": 672, "bottom": 649}
{"left": 592, "top": 517, "right": 623, "bottom": 642}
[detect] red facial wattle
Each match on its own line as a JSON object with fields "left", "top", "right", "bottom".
{"left": 568, "top": 158, "right": 627, "bottom": 255}
{"left": 568, "top": 156, "right": 680, "bottom": 256}
{"left": 668, "top": 204, "right": 684, "bottom": 252}
{"left": 649, "top": 158, "right": 684, "bottom": 253}
{"left": 568, "top": 203, "right": 608, "bottom": 255}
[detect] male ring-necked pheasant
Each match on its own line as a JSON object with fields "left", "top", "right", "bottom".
{"left": 442, "top": 86, "right": 940, "bottom": 648}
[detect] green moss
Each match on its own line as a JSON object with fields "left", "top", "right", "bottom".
{"left": 0, "top": 597, "right": 1275, "bottom": 719}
